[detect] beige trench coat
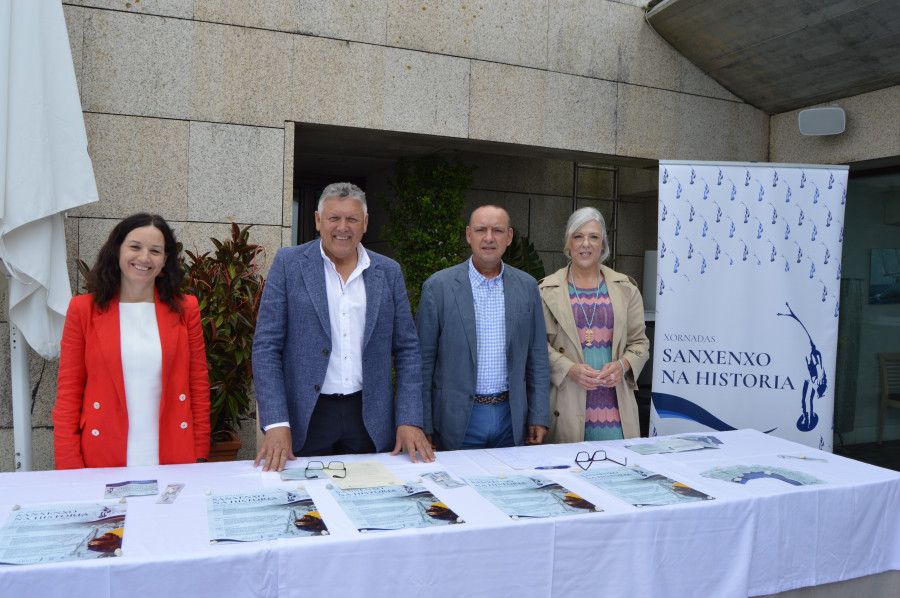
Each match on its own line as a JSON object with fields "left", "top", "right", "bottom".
{"left": 538, "top": 264, "right": 650, "bottom": 443}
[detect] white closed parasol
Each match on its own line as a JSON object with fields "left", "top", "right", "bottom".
{"left": 0, "top": 0, "right": 99, "bottom": 470}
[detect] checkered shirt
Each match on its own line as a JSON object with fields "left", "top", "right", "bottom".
{"left": 468, "top": 258, "right": 508, "bottom": 395}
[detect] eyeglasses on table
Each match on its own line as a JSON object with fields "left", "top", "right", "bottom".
{"left": 304, "top": 460, "right": 346, "bottom": 479}
{"left": 575, "top": 450, "right": 627, "bottom": 470}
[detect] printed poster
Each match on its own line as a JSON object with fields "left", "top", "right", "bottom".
{"left": 330, "top": 482, "right": 462, "bottom": 532}
{"left": 207, "top": 488, "right": 327, "bottom": 542}
{"left": 465, "top": 475, "right": 600, "bottom": 518}
{"left": 652, "top": 161, "right": 848, "bottom": 451}
{"left": 702, "top": 465, "right": 824, "bottom": 486}
{"left": 0, "top": 501, "right": 126, "bottom": 565}
{"left": 581, "top": 467, "right": 713, "bottom": 507}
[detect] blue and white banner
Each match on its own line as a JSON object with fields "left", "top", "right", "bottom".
{"left": 650, "top": 161, "right": 848, "bottom": 451}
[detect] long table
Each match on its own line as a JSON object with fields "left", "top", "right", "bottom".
{"left": 1, "top": 430, "right": 898, "bottom": 597}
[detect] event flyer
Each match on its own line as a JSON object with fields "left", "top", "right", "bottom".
{"left": 207, "top": 488, "right": 327, "bottom": 542}
{"left": 580, "top": 466, "right": 714, "bottom": 507}
{"left": 0, "top": 501, "right": 126, "bottom": 565}
{"left": 330, "top": 482, "right": 462, "bottom": 531}
{"left": 626, "top": 435, "right": 722, "bottom": 455}
{"left": 104, "top": 479, "right": 158, "bottom": 498}
{"left": 465, "top": 475, "right": 599, "bottom": 518}
{"left": 701, "top": 465, "right": 824, "bottom": 486}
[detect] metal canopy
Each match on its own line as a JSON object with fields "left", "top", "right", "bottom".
{"left": 646, "top": 0, "right": 900, "bottom": 114}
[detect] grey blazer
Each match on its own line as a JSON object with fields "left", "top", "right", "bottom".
{"left": 252, "top": 240, "right": 423, "bottom": 453}
{"left": 416, "top": 260, "right": 550, "bottom": 450}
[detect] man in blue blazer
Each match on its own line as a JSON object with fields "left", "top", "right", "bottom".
{"left": 253, "top": 183, "right": 434, "bottom": 471}
{"left": 416, "top": 205, "right": 550, "bottom": 451}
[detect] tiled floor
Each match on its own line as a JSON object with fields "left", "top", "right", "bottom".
{"left": 835, "top": 439, "right": 900, "bottom": 472}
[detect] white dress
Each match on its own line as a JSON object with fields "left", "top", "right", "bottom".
{"left": 119, "top": 303, "right": 163, "bottom": 467}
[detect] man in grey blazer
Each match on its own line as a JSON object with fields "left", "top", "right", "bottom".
{"left": 253, "top": 182, "right": 434, "bottom": 472}
{"left": 416, "top": 205, "right": 550, "bottom": 451}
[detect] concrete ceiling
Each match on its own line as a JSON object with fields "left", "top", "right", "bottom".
{"left": 645, "top": 0, "right": 900, "bottom": 114}
{"left": 293, "top": 123, "right": 655, "bottom": 180}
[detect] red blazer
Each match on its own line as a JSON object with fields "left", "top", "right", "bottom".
{"left": 53, "top": 291, "right": 210, "bottom": 469}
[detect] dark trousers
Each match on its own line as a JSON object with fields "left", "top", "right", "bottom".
{"left": 298, "top": 391, "right": 376, "bottom": 456}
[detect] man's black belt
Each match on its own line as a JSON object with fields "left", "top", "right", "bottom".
{"left": 318, "top": 391, "right": 363, "bottom": 400}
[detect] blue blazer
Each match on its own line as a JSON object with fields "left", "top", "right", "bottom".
{"left": 416, "top": 260, "right": 550, "bottom": 450}
{"left": 252, "top": 240, "right": 423, "bottom": 453}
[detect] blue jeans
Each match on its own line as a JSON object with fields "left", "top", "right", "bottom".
{"left": 461, "top": 402, "right": 515, "bottom": 449}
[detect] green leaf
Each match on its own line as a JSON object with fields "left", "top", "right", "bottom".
{"left": 181, "top": 223, "right": 266, "bottom": 436}
{"left": 375, "top": 155, "right": 475, "bottom": 313}
{"left": 503, "top": 234, "right": 546, "bottom": 281}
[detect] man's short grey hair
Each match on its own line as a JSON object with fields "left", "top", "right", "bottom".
{"left": 564, "top": 207, "right": 610, "bottom": 264}
{"left": 317, "top": 182, "right": 367, "bottom": 214}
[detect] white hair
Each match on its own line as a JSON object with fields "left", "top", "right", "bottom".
{"left": 317, "top": 182, "right": 367, "bottom": 214}
{"left": 564, "top": 207, "right": 610, "bottom": 264}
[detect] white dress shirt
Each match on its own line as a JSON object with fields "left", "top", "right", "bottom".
{"left": 120, "top": 302, "right": 163, "bottom": 466}
{"left": 319, "top": 241, "right": 369, "bottom": 395}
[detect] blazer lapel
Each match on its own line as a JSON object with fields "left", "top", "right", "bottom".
{"left": 362, "top": 258, "right": 385, "bottom": 350}
{"left": 94, "top": 298, "right": 128, "bottom": 410}
{"left": 298, "top": 241, "right": 331, "bottom": 340}
{"left": 600, "top": 265, "right": 625, "bottom": 355}
{"left": 502, "top": 266, "right": 517, "bottom": 352}
{"left": 544, "top": 268, "right": 584, "bottom": 361}
{"left": 452, "top": 265, "right": 478, "bottom": 365}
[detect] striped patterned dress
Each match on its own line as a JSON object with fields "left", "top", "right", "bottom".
{"left": 568, "top": 279, "right": 623, "bottom": 440}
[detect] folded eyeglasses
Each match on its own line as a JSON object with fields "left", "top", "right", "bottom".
{"left": 304, "top": 460, "right": 346, "bottom": 479}
{"left": 575, "top": 450, "right": 627, "bottom": 470}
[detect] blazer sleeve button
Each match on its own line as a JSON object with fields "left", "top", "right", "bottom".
{"left": 553, "top": 411, "right": 560, "bottom": 417}
{"left": 91, "top": 429, "right": 100, "bottom": 436}
{"left": 180, "top": 422, "right": 188, "bottom": 429}
{"left": 322, "top": 349, "right": 329, "bottom": 355}
{"left": 179, "top": 394, "right": 187, "bottom": 402}
{"left": 558, "top": 347, "right": 565, "bottom": 354}
{"left": 314, "top": 385, "right": 320, "bottom": 391}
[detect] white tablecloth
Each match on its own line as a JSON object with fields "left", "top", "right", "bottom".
{"left": 1, "top": 430, "right": 898, "bottom": 598}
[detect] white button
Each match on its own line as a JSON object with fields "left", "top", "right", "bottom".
{"left": 93, "top": 402, "right": 100, "bottom": 410}
{"left": 179, "top": 394, "right": 186, "bottom": 402}
{"left": 91, "top": 429, "right": 99, "bottom": 436}
{"left": 180, "top": 422, "right": 188, "bottom": 429}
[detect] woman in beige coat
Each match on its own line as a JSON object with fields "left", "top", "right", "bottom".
{"left": 539, "top": 207, "right": 649, "bottom": 443}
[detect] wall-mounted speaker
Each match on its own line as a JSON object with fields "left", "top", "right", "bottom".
{"left": 798, "top": 106, "right": 845, "bottom": 136}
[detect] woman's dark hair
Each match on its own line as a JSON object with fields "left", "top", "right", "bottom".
{"left": 86, "top": 213, "right": 184, "bottom": 313}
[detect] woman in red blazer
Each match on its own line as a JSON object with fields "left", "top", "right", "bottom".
{"left": 53, "top": 213, "right": 210, "bottom": 469}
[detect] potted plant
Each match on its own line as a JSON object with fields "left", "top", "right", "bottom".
{"left": 503, "top": 233, "right": 545, "bottom": 280}
{"left": 182, "top": 222, "right": 266, "bottom": 461}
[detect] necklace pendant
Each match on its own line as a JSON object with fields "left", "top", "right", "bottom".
{"left": 584, "top": 329, "right": 594, "bottom": 346}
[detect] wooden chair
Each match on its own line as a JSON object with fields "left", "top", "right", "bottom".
{"left": 877, "top": 353, "right": 900, "bottom": 444}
